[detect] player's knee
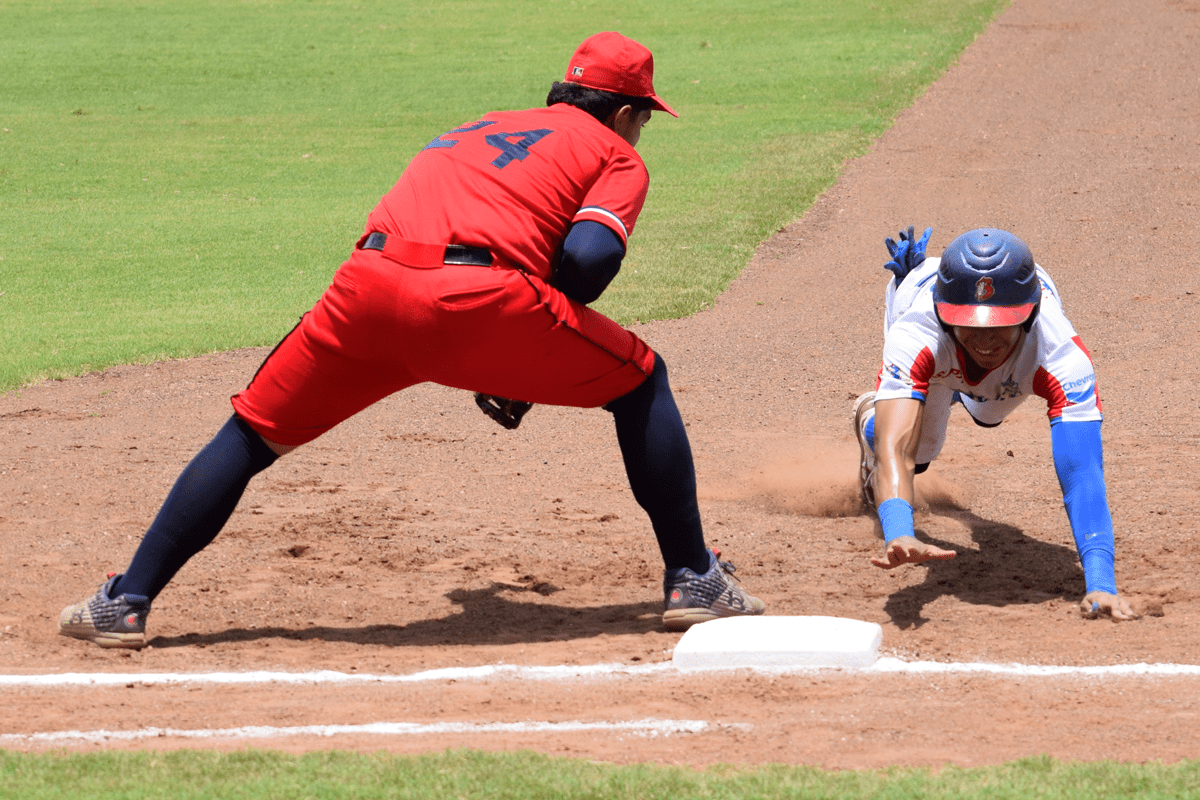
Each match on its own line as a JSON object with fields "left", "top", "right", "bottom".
{"left": 604, "top": 351, "right": 667, "bottom": 415}
{"left": 262, "top": 436, "right": 300, "bottom": 457}
{"left": 231, "top": 414, "right": 298, "bottom": 459}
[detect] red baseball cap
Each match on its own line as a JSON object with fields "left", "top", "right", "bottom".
{"left": 564, "top": 32, "right": 677, "bottom": 117}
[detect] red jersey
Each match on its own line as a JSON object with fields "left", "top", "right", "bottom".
{"left": 365, "top": 104, "right": 649, "bottom": 283}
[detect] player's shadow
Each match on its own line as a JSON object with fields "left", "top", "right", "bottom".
{"left": 882, "top": 505, "right": 1085, "bottom": 630}
{"left": 147, "top": 583, "right": 663, "bottom": 649}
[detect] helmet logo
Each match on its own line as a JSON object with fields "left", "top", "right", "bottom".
{"left": 974, "top": 277, "right": 995, "bottom": 302}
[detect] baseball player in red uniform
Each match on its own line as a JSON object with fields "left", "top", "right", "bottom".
{"left": 59, "top": 32, "right": 764, "bottom": 649}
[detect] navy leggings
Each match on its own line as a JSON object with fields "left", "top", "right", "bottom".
{"left": 114, "top": 353, "right": 709, "bottom": 601}
{"left": 606, "top": 353, "right": 710, "bottom": 574}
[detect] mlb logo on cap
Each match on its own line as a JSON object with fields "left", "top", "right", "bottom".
{"left": 563, "top": 32, "right": 678, "bottom": 117}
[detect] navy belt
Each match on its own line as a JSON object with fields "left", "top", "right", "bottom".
{"left": 359, "top": 231, "right": 494, "bottom": 267}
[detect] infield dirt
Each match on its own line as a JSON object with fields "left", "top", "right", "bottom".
{"left": 3, "top": 0, "right": 1199, "bottom": 768}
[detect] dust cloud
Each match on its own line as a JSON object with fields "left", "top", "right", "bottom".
{"left": 705, "top": 438, "right": 963, "bottom": 518}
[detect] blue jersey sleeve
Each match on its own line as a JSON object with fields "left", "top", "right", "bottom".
{"left": 1050, "top": 418, "right": 1118, "bottom": 594}
{"left": 557, "top": 220, "right": 625, "bottom": 304}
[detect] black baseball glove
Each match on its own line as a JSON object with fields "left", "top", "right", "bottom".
{"left": 474, "top": 393, "right": 534, "bottom": 430}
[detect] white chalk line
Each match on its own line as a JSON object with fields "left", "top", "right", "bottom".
{"left": 0, "top": 662, "right": 673, "bottom": 687}
{"left": 4, "top": 658, "right": 1200, "bottom": 689}
{"left": 870, "top": 657, "right": 1200, "bottom": 677}
{"left": 4, "top": 659, "right": 1198, "bottom": 745}
{"left": 0, "top": 718, "right": 739, "bottom": 746}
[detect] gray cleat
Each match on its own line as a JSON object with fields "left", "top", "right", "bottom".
{"left": 59, "top": 574, "right": 151, "bottom": 650}
{"left": 663, "top": 549, "right": 765, "bottom": 631}
{"left": 853, "top": 391, "right": 877, "bottom": 509}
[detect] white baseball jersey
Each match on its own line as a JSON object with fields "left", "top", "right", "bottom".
{"left": 875, "top": 257, "right": 1102, "bottom": 464}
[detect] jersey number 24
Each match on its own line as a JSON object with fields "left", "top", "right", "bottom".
{"left": 423, "top": 120, "right": 552, "bottom": 169}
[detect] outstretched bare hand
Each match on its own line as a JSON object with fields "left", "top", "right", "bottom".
{"left": 1079, "top": 590, "right": 1140, "bottom": 621}
{"left": 870, "top": 536, "right": 957, "bottom": 570}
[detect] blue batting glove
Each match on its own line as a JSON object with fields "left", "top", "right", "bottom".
{"left": 884, "top": 226, "right": 933, "bottom": 284}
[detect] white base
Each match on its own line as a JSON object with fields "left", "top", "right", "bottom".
{"left": 672, "top": 615, "right": 882, "bottom": 670}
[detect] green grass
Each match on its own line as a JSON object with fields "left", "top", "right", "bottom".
{"left": 4, "top": 0, "right": 1124, "bottom": 794}
{"left": 0, "top": 0, "right": 1004, "bottom": 391}
{"left": 3, "top": 750, "right": 1200, "bottom": 799}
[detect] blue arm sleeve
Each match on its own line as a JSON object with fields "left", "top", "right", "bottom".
{"left": 1050, "top": 419, "right": 1118, "bottom": 594}
{"left": 556, "top": 220, "right": 625, "bottom": 304}
{"left": 877, "top": 498, "right": 915, "bottom": 543}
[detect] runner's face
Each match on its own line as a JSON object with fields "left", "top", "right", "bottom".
{"left": 952, "top": 324, "right": 1022, "bottom": 370}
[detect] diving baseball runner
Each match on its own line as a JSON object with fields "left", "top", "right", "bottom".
{"left": 59, "top": 32, "right": 764, "bottom": 650}
{"left": 854, "top": 226, "right": 1138, "bottom": 620}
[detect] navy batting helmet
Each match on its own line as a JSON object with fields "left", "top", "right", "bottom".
{"left": 932, "top": 228, "right": 1040, "bottom": 328}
